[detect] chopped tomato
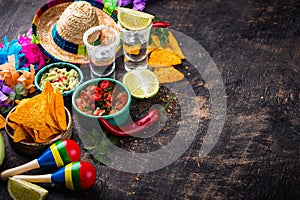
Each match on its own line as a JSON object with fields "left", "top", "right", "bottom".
{"left": 75, "top": 80, "right": 128, "bottom": 116}
{"left": 100, "top": 80, "right": 110, "bottom": 89}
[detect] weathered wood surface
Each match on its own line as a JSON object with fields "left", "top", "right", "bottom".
{"left": 0, "top": 0, "right": 300, "bottom": 199}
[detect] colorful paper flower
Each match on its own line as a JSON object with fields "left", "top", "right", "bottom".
{"left": 18, "top": 35, "right": 46, "bottom": 71}
{"left": 0, "top": 55, "right": 36, "bottom": 96}
{"left": 0, "top": 36, "right": 24, "bottom": 69}
{"left": 132, "top": 0, "right": 147, "bottom": 10}
{"left": 0, "top": 54, "right": 36, "bottom": 115}
{"left": 0, "top": 35, "right": 46, "bottom": 72}
{"left": 97, "top": 0, "right": 148, "bottom": 10}
{"left": 117, "top": 0, "right": 131, "bottom": 7}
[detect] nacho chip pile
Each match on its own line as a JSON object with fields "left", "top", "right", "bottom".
{"left": 7, "top": 82, "right": 67, "bottom": 143}
{"left": 148, "top": 31, "right": 185, "bottom": 83}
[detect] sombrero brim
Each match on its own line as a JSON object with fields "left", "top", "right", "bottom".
{"left": 32, "top": 0, "right": 118, "bottom": 64}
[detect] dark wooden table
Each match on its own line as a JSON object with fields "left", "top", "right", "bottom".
{"left": 0, "top": 0, "right": 300, "bottom": 199}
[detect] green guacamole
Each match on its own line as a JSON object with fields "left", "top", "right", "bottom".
{"left": 40, "top": 67, "right": 79, "bottom": 93}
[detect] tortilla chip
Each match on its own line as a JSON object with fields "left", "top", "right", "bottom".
{"left": 7, "top": 121, "right": 18, "bottom": 130}
{"left": 0, "top": 115, "right": 7, "bottom": 129}
{"left": 9, "top": 94, "right": 47, "bottom": 131}
{"left": 54, "top": 90, "right": 67, "bottom": 131}
{"left": 13, "top": 125, "right": 32, "bottom": 143}
{"left": 166, "top": 31, "right": 185, "bottom": 59}
{"left": 33, "top": 130, "right": 47, "bottom": 143}
{"left": 148, "top": 35, "right": 161, "bottom": 54}
{"left": 153, "top": 66, "right": 185, "bottom": 83}
{"left": 148, "top": 45, "right": 156, "bottom": 54}
{"left": 151, "top": 35, "right": 161, "bottom": 48}
{"left": 38, "top": 125, "right": 57, "bottom": 140}
{"left": 15, "top": 98, "right": 30, "bottom": 106}
{"left": 124, "top": 44, "right": 141, "bottom": 55}
{"left": 48, "top": 125, "right": 61, "bottom": 135}
{"left": 148, "top": 49, "right": 182, "bottom": 68}
{"left": 45, "top": 88, "right": 60, "bottom": 130}
{"left": 23, "top": 126, "right": 35, "bottom": 141}
{"left": 42, "top": 81, "right": 54, "bottom": 95}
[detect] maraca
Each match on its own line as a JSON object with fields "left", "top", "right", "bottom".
{"left": 12, "top": 161, "right": 96, "bottom": 190}
{"left": 0, "top": 139, "right": 81, "bottom": 181}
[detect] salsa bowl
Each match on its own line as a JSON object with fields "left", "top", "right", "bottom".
{"left": 72, "top": 78, "right": 131, "bottom": 128}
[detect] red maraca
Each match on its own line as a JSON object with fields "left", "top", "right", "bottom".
{"left": 0, "top": 140, "right": 81, "bottom": 181}
{"left": 12, "top": 161, "right": 96, "bottom": 190}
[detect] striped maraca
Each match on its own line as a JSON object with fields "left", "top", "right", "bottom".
{"left": 12, "top": 161, "right": 96, "bottom": 190}
{"left": 0, "top": 140, "right": 81, "bottom": 180}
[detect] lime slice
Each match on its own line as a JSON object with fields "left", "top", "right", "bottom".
{"left": 117, "top": 7, "right": 154, "bottom": 30}
{"left": 8, "top": 177, "right": 48, "bottom": 200}
{"left": 118, "top": 7, "right": 155, "bottom": 19}
{"left": 122, "top": 69, "right": 159, "bottom": 99}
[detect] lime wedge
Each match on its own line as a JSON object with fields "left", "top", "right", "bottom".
{"left": 8, "top": 177, "right": 48, "bottom": 200}
{"left": 117, "top": 7, "right": 154, "bottom": 30}
{"left": 122, "top": 69, "right": 159, "bottom": 99}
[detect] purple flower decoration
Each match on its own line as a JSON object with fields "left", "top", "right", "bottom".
{"left": 0, "top": 79, "right": 15, "bottom": 106}
{"left": 132, "top": 0, "right": 148, "bottom": 10}
{"left": 96, "top": 0, "right": 148, "bottom": 10}
{"left": 117, "top": 0, "right": 131, "bottom": 6}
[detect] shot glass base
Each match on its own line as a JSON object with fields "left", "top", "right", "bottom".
{"left": 124, "top": 58, "right": 148, "bottom": 72}
{"left": 90, "top": 63, "right": 115, "bottom": 78}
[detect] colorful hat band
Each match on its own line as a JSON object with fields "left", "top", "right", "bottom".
{"left": 52, "top": 24, "right": 87, "bottom": 56}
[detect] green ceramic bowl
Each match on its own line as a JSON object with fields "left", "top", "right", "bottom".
{"left": 34, "top": 62, "right": 84, "bottom": 108}
{"left": 72, "top": 78, "right": 132, "bottom": 128}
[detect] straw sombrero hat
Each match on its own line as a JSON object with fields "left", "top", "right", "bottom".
{"left": 32, "top": 0, "right": 118, "bottom": 64}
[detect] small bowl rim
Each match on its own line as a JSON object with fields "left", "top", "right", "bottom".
{"left": 5, "top": 106, "right": 72, "bottom": 146}
{"left": 71, "top": 78, "right": 132, "bottom": 119}
{"left": 34, "top": 62, "right": 84, "bottom": 96}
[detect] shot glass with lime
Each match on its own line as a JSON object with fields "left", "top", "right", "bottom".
{"left": 118, "top": 8, "right": 154, "bottom": 71}
{"left": 83, "top": 25, "right": 120, "bottom": 78}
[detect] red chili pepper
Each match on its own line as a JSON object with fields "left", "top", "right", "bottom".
{"left": 152, "top": 21, "right": 171, "bottom": 28}
{"left": 98, "top": 95, "right": 174, "bottom": 137}
{"left": 99, "top": 109, "right": 160, "bottom": 137}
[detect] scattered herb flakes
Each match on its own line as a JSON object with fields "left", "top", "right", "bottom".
{"left": 82, "top": 129, "right": 119, "bottom": 164}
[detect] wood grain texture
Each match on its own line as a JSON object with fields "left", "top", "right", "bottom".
{"left": 0, "top": 0, "right": 299, "bottom": 199}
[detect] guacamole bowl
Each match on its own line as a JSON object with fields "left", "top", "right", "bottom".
{"left": 35, "top": 62, "right": 84, "bottom": 108}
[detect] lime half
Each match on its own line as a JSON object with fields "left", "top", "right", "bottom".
{"left": 122, "top": 69, "right": 159, "bottom": 99}
{"left": 117, "top": 7, "right": 154, "bottom": 30}
{"left": 8, "top": 177, "right": 48, "bottom": 200}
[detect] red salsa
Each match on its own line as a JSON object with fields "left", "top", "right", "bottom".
{"left": 75, "top": 80, "right": 128, "bottom": 116}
